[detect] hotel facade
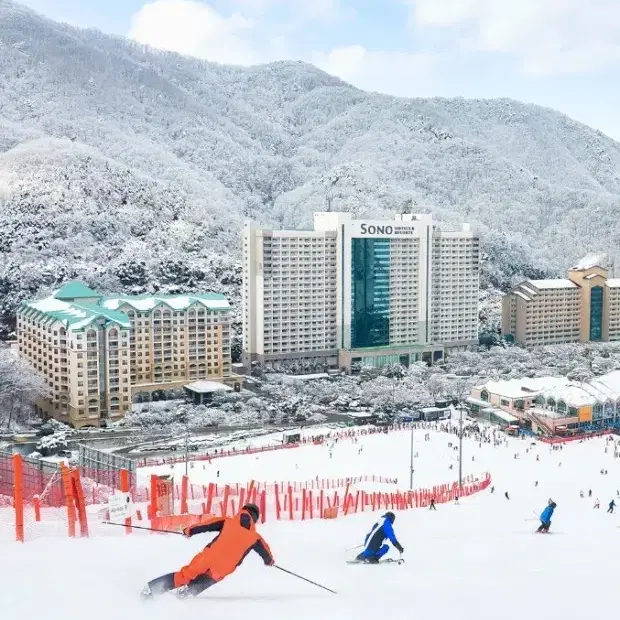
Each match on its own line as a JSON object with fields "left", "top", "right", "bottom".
{"left": 243, "top": 212, "right": 480, "bottom": 372}
{"left": 17, "top": 282, "right": 238, "bottom": 428}
{"left": 502, "top": 265, "right": 620, "bottom": 347}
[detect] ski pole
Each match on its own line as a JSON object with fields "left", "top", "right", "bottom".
{"left": 346, "top": 544, "right": 363, "bottom": 552}
{"left": 102, "top": 521, "right": 185, "bottom": 536}
{"left": 274, "top": 565, "right": 337, "bottom": 594}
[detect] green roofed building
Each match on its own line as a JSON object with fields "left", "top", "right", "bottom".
{"left": 17, "top": 283, "right": 240, "bottom": 429}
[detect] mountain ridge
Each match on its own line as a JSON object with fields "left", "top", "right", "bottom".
{"left": 1, "top": 0, "right": 620, "bottom": 341}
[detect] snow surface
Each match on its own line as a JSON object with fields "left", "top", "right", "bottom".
{"left": 529, "top": 279, "right": 577, "bottom": 289}
{"left": 28, "top": 297, "right": 79, "bottom": 313}
{"left": 103, "top": 295, "right": 230, "bottom": 312}
{"left": 4, "top": 426, "right": 620, "bottom": 620}
{"left": 481, "top": 371, "right": 620, "bottom": 407}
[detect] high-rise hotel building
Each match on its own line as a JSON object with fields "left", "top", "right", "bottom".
{"left": 17, "top": 281, "right": 239, "bottom": 428}
{"left": 502, "top": 264, "right": 620, "bottom": 347}
{"left": 243, "top": 212, "right": 480, "bottom": 371}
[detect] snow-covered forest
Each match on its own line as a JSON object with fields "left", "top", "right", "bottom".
{"left": 2, "top": 2, "right": 620, "bottom": 343}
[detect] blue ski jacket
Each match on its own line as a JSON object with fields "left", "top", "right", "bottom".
{"left": 363, "top": 515, "right": 404, "bottom": 553}
{"left": 540, "top": 505, "right": 555, "bottom": 523}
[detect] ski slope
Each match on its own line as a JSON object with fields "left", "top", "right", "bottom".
{"left": 3, "top": 426, "right": 620, "bottom": 620}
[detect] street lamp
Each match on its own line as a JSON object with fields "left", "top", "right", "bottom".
{"left": 179, "top": 409, "right": 189, "bottom": 477}
{"left": 409, "top": 422, "right": 414, "bottom": 489}
{"left": 452, "top": 398, "right": 463, "bottom": 489}
{"left": 458, "top": 404, "right": 463, "bottom": 489}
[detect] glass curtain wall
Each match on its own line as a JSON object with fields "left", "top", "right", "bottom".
{"left": 351, "top": 238, "right": 390, "bottom": 348}
{"left": 590, "top": 286, "right": 603, "bottom": 341}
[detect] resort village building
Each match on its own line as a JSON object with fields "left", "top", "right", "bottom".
{"left": 17, "top": 282, "right": 239, "bottom": 428}
{"left": 469, "top": 372, "right": 620, "bottom": 435}
{"left": 502, "top": 264, "right": 620, "bottom": 347}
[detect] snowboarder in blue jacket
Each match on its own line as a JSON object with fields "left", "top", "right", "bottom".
{"left": 356, "top": 512, "right": 404, "bottom": 563}
{"left": 537, "top": 499, "right": 557, "bottom": 533}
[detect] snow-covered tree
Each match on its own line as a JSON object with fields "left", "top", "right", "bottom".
{"left": 0, "top": 347, "right": 49, "bottom": 429}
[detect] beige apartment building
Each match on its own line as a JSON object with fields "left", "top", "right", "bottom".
{"left": 502, "top": 264, "right": 620, "bottom": 347}
{"left": 17, "top": 281, "right": 238, "bottom": 428}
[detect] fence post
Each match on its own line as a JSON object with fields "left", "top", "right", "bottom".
{"left": 274, "top": 484, "right": 281, "bottom": 520}
{"left": 221, "top": 485, "right": 231, "bottom": 517}
{"left": 343, "top": 482, "right": 351, "bottom": 515}
{"left": 60, "top": 464, "right": 76, "bottom": 538}
{"left": 13, "top": 454, "right": 24, "bottom": 543}
{"left": 260, "top": 489, "right": 266, "bottom": 524}
{"left": 149, "top": 475, "right": 158, "bottom": 520}
{"left": 288, "top": 486, "right": 294, "bottom": 521}
{"left": 33, "top": 495, "right": 41, "bottom": 522}
{"left": 181, "top": 475, "right": 189, "bottom": 514}
{"left": 206, "top": 483, "right": 215, "bottom": 514}
{"left": 71, "top": 469, "right": 89, "bottom": 538}
{"left": 120, "top": 469, "right": 131, "bottom": 535}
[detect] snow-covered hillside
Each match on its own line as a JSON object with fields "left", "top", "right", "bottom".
{"left": 3, "top": 426, "right": 620, "bottom": 619}
{"left": 2, "top": 2, "right": 620, "bottom": 336}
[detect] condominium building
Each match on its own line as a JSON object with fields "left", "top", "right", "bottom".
{"left": 243, "top": 212, "right": 480, "bottom": 371}
{"left": 502, "top": 264, "right": 620, "bottom": 347}
{"left": 17, "top": 281, "right": 237, "bottom": 428}
{"left": 242, "top": 229, "right": 339, "bottom": 366}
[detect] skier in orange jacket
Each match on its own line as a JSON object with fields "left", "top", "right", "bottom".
{"left": 141, "top": 503, "right": 274, "bottom": 599}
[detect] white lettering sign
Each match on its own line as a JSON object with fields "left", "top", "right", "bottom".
{"left": 355, "top": 222, "right": 418, "bottom": 237}
{"left": 109, "top": 492, "right": 132, "bottom": 521}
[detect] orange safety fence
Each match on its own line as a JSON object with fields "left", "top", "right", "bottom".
{"left": 540, "top": 429, "right": 615, "bottom": 444}
{"left": 1, "top": 453, "right": 91, "bottom": 542}
{"left": 159, "top": 474, "right": 400, "bottom": 509}
{"left": 1, "top": 422, "right": 493, "bottom": 542}
{"left": 140, "top": 472, "right": 492, "bottom": 529}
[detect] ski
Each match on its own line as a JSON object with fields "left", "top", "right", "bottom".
{"left": 347, "top": 558, "right": 404, "bottom": 565}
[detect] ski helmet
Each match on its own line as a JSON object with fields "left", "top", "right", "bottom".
{"left": 243, "top": 503, "right": 260, "bottom": 523}
{"left": 383, "top": 511, "right": 396, "bottom": 523}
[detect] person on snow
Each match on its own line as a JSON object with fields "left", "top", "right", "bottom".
{"left": 356, "top": 511, "right": 404, "bottom": 563}
{"left": 141, "top": 503, "right": 274, "bottom": 599}
{"left": 537, "top": 499, "right": 557, "bottom": 533}
{"left": 608, "top": 499, "right": 616, "bottom": 514}
{"left": 429, "top": 498, "right": 437, "bottom": 511}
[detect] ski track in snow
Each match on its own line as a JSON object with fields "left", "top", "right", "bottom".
{"left": 2, "top": 428, "right": 620, "bottom": 620}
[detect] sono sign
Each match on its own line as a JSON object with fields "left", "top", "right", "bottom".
{"left": 357, "top": 222, "right": 417, "bottom": 237}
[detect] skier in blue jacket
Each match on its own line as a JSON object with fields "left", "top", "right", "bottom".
{"left": 356, "top": 512, "right": 404, "bottom": 563}
{"left": 537, "top": 499, "right": 557, "bottom": 533}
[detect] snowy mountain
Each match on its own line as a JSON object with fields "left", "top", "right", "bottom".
{"left": 2, "top": 1, "right": 620, "bottom": 339}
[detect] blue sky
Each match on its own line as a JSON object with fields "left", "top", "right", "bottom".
{"left": 20, "top": 0, "right": 620, "bottom": 140}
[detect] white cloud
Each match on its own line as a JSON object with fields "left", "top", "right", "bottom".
{"left": 129, "top": 0, "right": 258, "bottom": 65}
{"left": 313, "top": 46, "right": 436, "bottom": 97}
{"left": 406, "top": 0, "right": 620, "bottom": 74}
{"left": 229, "top": 0, "right": 355, "bottom": 22}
